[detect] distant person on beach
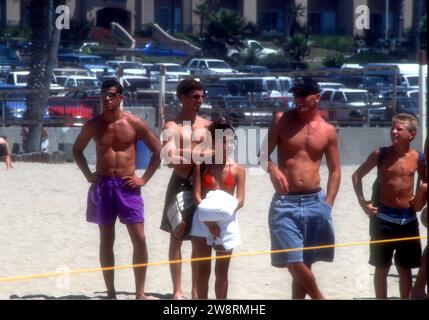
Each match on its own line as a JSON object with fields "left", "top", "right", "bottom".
{"left": 0, "top": 136, "right": 13, "bottom": 170}
{"left": 40, "top": 127, "right": 49, "bottom": 153}
{"left": 21, "top": 126, "right": 29, "bottom": 153}
{"left": 190, "top": 122, "right": 245, "bottom": 299}
{"left": 261, "top": 77, "right": 341, "bottom": 299}
{"left": 160, "top": 78, "right": 211, "bottom": 299}
{"left": 352, "top": 113, "right": 426, "bottom": 299}
{"left": 73, "top": 79, "right": 162, "bottom": 300}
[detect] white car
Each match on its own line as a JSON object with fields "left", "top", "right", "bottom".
{"left": 227, "top": 40, "right": 279, "bottom": 59}
{"left": 150, "top": 63, "right": 190, "bottom": 82}
{"left": 4, "top": 70, "right": 64, "bottom": 94}
{"left": 185, "top": 58, "right": 236, "bottom": 75}
{"left": 106, "top": 60, "right": 148, "bottom": 77}
{"left": 62, "top": 76, "right": 101, "bottom": 89}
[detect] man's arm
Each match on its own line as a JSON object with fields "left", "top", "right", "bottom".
{"left": 351, "top": 149, "right": 379, "bottom": 216}
{"left": 260, "top": 112, "right": 289, "bottom": 193}
{"left": 72, "top": 123, "right": 97, "bottom": 183}
{"left": 411, "top": 182, "right": 427, "bottom": 212}
{"left": 132, "top": 117, "right": 162, "bottom": 187}
{"left": 324, "top": 126, "right": 341, "bottom": 206}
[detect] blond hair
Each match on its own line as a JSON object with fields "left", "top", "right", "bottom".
{"left": 392, "top": 113, "right": 419, "bottom": 134}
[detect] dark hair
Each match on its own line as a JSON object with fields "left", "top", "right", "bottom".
{"left": 101, "top": 79, "right": 123, "bottom": 95}
{"left": 176, "top": 78, "right": 203, "bottom": 99}
{"left": 208, "top": 122, "right": 235, "bottom": 141}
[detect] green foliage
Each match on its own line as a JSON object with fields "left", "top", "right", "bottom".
{"left": 284, "top": 33, "right": 310, "bottom": 63}
{"left": 0, "top": 25, "right": 30, "bottom": 39}
{"left": 88, "top": 27, "right": 117, "bottom": 47}
{"left": 309, "top": 35, "right": 354, "bottom": 52}
{"left": 202, "top": 9, "right": 253, "bottom": 58}
{"left": 323, "top": 54, "right": 345, "bottom": 68}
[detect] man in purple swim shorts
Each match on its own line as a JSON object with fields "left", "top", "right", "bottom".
{"left": 87, "top": 176, "right": 144, "bottom": 225}
{"left": 73, "top": 79, "right": 161, "bottom": 300}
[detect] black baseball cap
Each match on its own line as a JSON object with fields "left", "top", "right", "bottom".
{"left": 290, "top": 77, "right": 320, "bottom": 96}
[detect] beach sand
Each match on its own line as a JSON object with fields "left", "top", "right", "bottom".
{"left": 0, "top": 163, "right": 426, "bottom": 300}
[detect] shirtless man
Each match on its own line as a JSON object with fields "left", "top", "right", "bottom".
{"left": 160, "top": 79, "right": 211, "bottom": 299}
{"left": 0, "top": 136, "right": 13, "bottom": 170}
{"left": 352, "top": 113, "right": 425, "bottom": 299}
{"left": 73, "top": 79, "right": 161, "bottom": 299}
{"left": 262, "top": 77, "right": 341, "bottom": 299}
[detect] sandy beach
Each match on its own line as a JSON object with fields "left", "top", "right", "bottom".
{"left": 0, "top": 162, "right": 426, "bottom": 300}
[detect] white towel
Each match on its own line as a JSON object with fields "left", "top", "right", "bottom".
{"left": 198, "top": 190, "right": 238, "bottom": 222}
{"left": 213, "top": 215, "right": 241, "bottom": 251}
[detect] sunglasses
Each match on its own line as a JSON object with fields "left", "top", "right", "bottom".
{"left": 189, "top": 94, "right": 204, "bottom": 99}
{"left": 102, "top": 92, "right": 120, "bottom": 99}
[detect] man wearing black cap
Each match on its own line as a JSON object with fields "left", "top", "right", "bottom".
{"left": 262, "top": 77, "right": 341, "bottom": 299}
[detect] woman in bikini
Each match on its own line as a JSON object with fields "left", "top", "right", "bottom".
{"left": 190, "top": 122, "right": 245, "bottom": 299}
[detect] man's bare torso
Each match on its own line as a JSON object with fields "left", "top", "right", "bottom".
{"left": 166, "top": 115, "right": 211, "bottom": 178}
{"left": 277, "top": 112, "right": 333, "bottom": 192}
{"left": 91, "top": 113, "right": 138, "bottom": 177}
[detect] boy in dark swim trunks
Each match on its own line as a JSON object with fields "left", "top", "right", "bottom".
{"left": 352, "top": 113, "right": 426, "bottom": 299}
{"left": 73, "top": 79, "right": 161, "bottom": 299}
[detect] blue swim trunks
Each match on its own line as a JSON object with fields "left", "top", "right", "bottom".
{"left": 268, "top": 189, "right": 335, "bottom": 267}
{"left": 86, "top": 176, "right": 144, "bottom": 225}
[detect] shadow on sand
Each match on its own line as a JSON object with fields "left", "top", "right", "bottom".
{"left": 10, "top": 291, "right": 174, "bottom": 300}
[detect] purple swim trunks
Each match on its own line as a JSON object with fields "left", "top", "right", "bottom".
{"left": 86, "top": 176, "right": 144, "bottom": 225}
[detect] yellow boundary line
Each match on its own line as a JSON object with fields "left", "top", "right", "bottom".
{"left": 0, "top": 235, "right": 426, "bottom": 283}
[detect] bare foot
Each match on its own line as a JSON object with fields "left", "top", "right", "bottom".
{"left": 173, "top": 294, "right": 187, "bottom": 300}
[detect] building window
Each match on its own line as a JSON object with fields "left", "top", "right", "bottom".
{"left": 309, "top": 11, "right": 336, "bottom": 35}
{"left": 155, "top": 0, "right": 182, "bottom": 32}
{"left": 258, "top": 11, "right": 284, "bottom": 35}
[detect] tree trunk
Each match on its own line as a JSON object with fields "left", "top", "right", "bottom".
{"left": 284, "top": 0, "right": 292, "bottom": 39}
{"left": 25, "top": 0, "right": 64, "bottom": 153}
{"left": 411, "top": 0, "right": 423, "bottom": 58}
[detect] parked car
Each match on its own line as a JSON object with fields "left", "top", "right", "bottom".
{"left": 0, "top": 45, "right": 23, "bottom": 77}
{"left": 319, "top": 88, "right": 383, "bottom": 126}
{"left": 184, "top": 58, "right": 236, "bottom": 75}
{"left": 106, "top": 60, "right": 147, "bottom": 76}
{"left": 227, "top": 40, "right": 279, "bottom": 59}
{"left": 235, "top": 65, "right": 270, "bottom": 74}
{"left": 47, "top": 90, "right": 99, "bottom": 126}
{"left": 4, "top": 70, "right": 65, "bottom": 95}
{"left": 61, "top": 76, "right": 101, "bottom": 89}
{"left": 149, "top": 63, "right": 190, "bottom": 82}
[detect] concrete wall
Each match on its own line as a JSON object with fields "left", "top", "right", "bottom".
{"left": 1, "top": 125, "right": 424, "bottom": 166}
{"left": 0, "top": 107, "right": 156, "bottom": 165}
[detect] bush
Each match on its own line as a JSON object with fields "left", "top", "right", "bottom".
{"left": 309, "top": 35, "right": 353, "bottom": 52}
{"left": 323, "top": 54, "right": 345, "bottom": 68}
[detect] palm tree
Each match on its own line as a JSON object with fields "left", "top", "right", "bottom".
{"left": 201, "top": 9, "right": 253, "bottom": 58}
{"left": 25, "top": 0, "right": 65, "bottom": 152}
{"left": 194, "top": 0, "right": 220, "bottom": 40}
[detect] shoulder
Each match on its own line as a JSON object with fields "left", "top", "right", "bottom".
{"left": 163, "top": 120, "right": 179, "bottom": 131}
{"left": 196, "top": 116, "right": 211, "bottom": 128}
